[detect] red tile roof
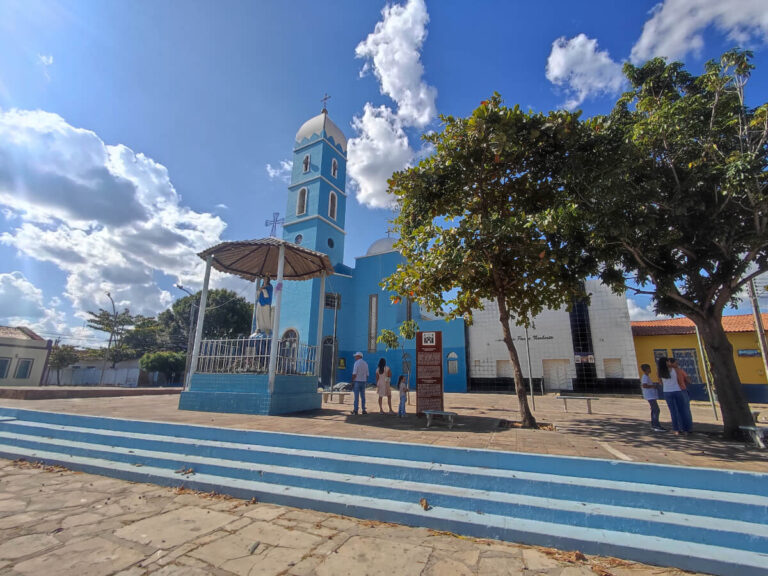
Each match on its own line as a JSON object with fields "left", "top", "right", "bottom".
{"left": 0, "top": 326, "right": 44, "bottom": 340}
{"left": 631, "top": 314, "right": 768, "bottom": 336}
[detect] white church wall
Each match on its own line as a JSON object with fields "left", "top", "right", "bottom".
{"left": 467, "top": 280, "right": 636, "bottom": 391}
{"left": 467, "top": 300, "right": 576, "bottom": 391}
{"left": 584, "top": 279, "right": 638, "bottom": 380}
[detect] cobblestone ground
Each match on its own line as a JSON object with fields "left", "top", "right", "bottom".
{"left": 0, "top": 458, "right": 705, "bottom": 576}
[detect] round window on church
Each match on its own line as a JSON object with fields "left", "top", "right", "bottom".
{"left": 327, "top": 238, "right": 334, "bottom": 248}
{"left": 294, "top": 234, "right": 303, "bottom": 245}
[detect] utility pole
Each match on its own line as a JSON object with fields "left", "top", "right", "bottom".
{"left": 748, "top": 278, "right": 768, "bottom": 383}
{"left": 175, "top": 284, "right": 197, "bottom": 389}
{"left": 98, "top": 292, "right": 117, "bottom": 386}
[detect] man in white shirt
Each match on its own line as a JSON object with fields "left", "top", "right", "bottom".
{"left": 351, "top": 352, "right": 369, "bottom": 415}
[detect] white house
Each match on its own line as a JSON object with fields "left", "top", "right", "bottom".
{"left": 0, "top": 326, "right": 52, "bottom": 386}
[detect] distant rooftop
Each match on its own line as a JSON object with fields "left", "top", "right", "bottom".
{"left": 0, "top": 326, "right": 44, "bottom": 341}
{"left": 631, "top": 314, "right": 768, "bottom": 336}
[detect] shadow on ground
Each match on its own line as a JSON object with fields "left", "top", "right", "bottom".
{"left": 563, "top": 417, "right": 768, "bottom": 465}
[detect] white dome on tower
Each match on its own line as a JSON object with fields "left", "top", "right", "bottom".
{"left": 365, "top": 237, "right": 398, "bottom": 257}
{"left": 295, "top": 110, "right": 347, "bottom": 153}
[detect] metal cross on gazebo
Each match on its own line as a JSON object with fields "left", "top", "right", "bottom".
{"left": 265, "top": 212, "right": 284, "bottom": 237}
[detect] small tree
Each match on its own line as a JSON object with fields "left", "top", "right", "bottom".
{"left": 377, "top": 319, "right": 418, "bottom": 390}
{"left": 48, "top": 344, "right": 79, "bottom": 386}
{"left": 139, "top": 351, "right": 186, "bottom": 385}
{"left": 386, "top": 95, "right": 594, "bottom": 427}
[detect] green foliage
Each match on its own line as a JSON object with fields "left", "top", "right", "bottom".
{"left": 157, "top": 289, "right": 253, "bottom": 352}
{"left": 48, "top": 344, "right": 79, "bottom": 385}
{"left": 581, "top": 49, "right": 768, "bottom": 437}
{"left": 139, "top": 351, "right": 186, "bottom": 382}
{"left": 385, "top": 94, "right": 596, "bottom": 427}
{"left": 121, "top": 316, "right": 168, "bottom": 356}
{"left": 377, "top": 320, "right": 419, "bottom": 351}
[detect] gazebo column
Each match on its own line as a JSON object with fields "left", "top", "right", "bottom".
{"left": 267, "top": 243, "right": 286, "bottom": 392}
{"left": 316, "top": 272, "right": 326, "bottom": 377}
{"left": 187, "top": 254, "right": 213, "bottom": 390}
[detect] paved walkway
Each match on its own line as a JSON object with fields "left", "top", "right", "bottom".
{"left": 1, "top": 392, "right": 766, "bottom": 472}
{"left": 0, "top": 458, "right": 704, "bottom": 576}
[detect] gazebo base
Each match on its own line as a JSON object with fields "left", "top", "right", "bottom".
{"left": 178, "top": 373, "right": 321, "bottom": 415}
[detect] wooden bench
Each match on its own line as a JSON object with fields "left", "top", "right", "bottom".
{"left": 423, "top": 410, "right": 458, "bottom": 429}
{"left": 555, "top": 395, "right": 599, "bottom": 414}
{"left": 739, "top": 425, "right": 767, "bottom": 449}
{"left": 321, "top": 392, "right": 349, "bottom": 404}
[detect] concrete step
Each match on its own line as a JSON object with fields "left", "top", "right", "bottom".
{"left": 0, "top": 442, "right": 766, "bottom": 576}
{"left": 1, "top": 419, "right": 766, "bottom": 525}
{"left": 0, "top": 407, "right": 765, "bottom": 497}
{"left": 2, "top": 429, "right": 768, "bottom": 555}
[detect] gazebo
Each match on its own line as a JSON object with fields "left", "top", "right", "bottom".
{"left": 178, "top": 238, "right": 334, "bottom": 415}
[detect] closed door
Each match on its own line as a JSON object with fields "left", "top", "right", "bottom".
{"left": 321, "top": 336, "right": 335, "bottom": 388}
{"left": 542, "top": 359, "right": 570, "bottom": 390}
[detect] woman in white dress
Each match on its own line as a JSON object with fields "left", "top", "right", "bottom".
{"left": 375, "top": 357, "right": 394, "bottom": 414}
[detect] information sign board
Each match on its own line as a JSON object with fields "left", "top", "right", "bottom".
{"left": 416, "top": 330, "right": 443, "bottom": 415}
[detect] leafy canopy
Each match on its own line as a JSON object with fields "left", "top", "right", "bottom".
{"left": 385, "top": 94, "right": 595, "bottom": 326}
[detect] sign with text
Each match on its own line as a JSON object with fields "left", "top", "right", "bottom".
{"left": 416, "top": 330, "right": 443, "bottom": 415}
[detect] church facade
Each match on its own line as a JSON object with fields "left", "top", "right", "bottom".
{"left": 277, "top": 108, "right": 468, "bottom": 392}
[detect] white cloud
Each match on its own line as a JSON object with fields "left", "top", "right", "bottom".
{"left": 265, "top": 159, "right": 293, "bottom": 182}
{"left": 546, "top": 34, "right": 625, "bottom": 109}
{"left": 355, "top": 0, "right": 436, "bottom": 127}
{"left": 0, "top": 271, "right": 69, "bottom": 338}
{"left": 38, "top": 54, "right": 53, "bottom": 80}
{"left": 215, "top": 203, "right": 229, "bottom": 210}
{"left": 627, "top": 298, "right": 669, "bottom": 321}
{"left": 631, "top": 0, "right": 768, "bottom": 62}
{"left": 0, "top": 108, "right": 227, "bottom": 321}
{"left": 349, "top": 0, "right": 437, "bottom": 209}
{"left": 347, "top": 104, "right": 413, "bottom": 209}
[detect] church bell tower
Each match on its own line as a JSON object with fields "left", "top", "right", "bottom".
{"left": 282, "top": 104, "right": 347, "bottom": 265}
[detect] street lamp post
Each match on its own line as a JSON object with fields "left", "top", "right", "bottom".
{"left": 175, "top": 284, "right": 197, "bottom": 389}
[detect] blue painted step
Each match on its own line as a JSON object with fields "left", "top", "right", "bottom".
{"left": 0, "top": 419, "right": 765, "bottom": 526}
{"left": 0, "top": 407, "right": 766, "bottom": 576}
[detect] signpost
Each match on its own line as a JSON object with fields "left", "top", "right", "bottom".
{"left": 416, "top": 330, "right": 443, "bottom": 415}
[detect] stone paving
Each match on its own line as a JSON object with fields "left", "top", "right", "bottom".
{"left": 1, "top": 392, "right": 766, "bottom": 472}
{"left": 0, "top": 458, "right": 704, "bottom": 576}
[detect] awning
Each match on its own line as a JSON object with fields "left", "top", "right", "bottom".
{"left": 198, "top": 237, "right": 334, "bottom": 281}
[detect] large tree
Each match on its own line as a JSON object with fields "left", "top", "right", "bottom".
{"left": 582, "top": 51, "right": 768, "bottom": 438}
{"left": 157, "top": 289, "right": 254, "bottom": 351}
{"left": 385, "top": 95, "right": 594, "bottom": 427}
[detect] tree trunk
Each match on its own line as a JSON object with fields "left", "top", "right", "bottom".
{"left": 693, "top": 312, "right": 754, "bottom": 439}
{"left": 496, "top": 293, "right": 537, "bottom": 428}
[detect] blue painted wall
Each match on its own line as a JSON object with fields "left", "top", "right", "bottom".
{"left": 278, "top": 111, "right": 468, "bottom": 394}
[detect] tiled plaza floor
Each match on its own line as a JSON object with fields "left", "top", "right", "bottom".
{"left": 1, "top": 391, "right": 766, "bottom": 472}
{"left": 0, "top": 458, "right": 705, "bottom": 576}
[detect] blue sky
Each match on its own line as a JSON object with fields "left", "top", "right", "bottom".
{"left": 1, "top": 0, "right": 768, "bottom": 345}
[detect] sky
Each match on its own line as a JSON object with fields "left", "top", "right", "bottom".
{"left": 1, "top": 0, "right": 768, "bottom": 347}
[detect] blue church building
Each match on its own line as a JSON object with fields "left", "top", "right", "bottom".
{"left": 278, "top": 107, "right": 468, "bottom": 393}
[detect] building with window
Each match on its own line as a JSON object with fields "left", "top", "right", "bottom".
{"left": 632, "top": 314, "right": 768, "bottom": 403}
{"left": 0, "top": 326, "right": 52, "bottom": 386}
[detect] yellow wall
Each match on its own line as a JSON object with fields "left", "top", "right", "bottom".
{"left": 633, "top": 332, "right": 768, "bottom": 384}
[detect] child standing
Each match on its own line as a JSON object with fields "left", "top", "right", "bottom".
{"left": 640, "top": 363, "right": 665, "bottom": 432}
{"left": 397, "top": 375, "right": 408, "bottom": 417}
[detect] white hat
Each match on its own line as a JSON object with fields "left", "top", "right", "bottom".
{"left": 354, "top": 351, "right": 363, "bottom": 358}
